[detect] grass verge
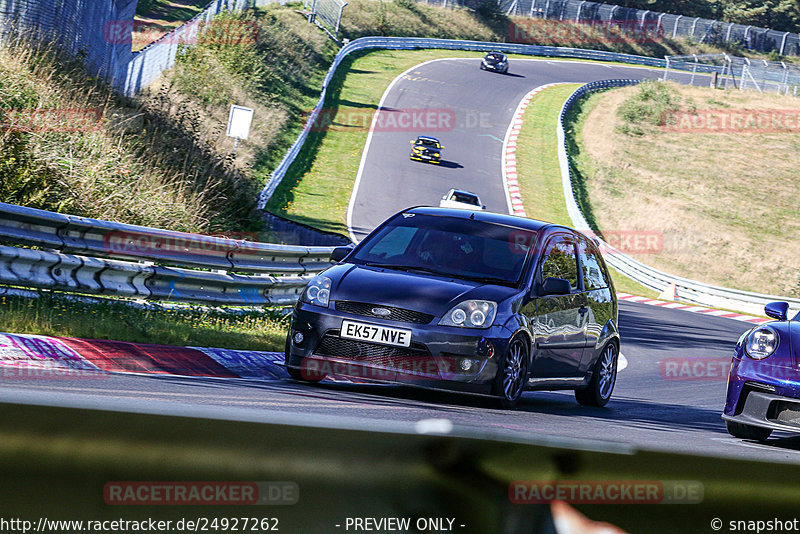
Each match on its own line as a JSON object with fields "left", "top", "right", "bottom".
{"left": 569, "top": 81, "right": 800, "bottom": 298}
{"left": 265, "top": 48, "right": 520, "bottom": 235}
{"left": 514, "top": 84, "right": 659, "bottom": 298}
{"left": 0, "top": 293, "right": 289, "bottom": 351}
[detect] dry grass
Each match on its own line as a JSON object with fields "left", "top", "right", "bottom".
{"left": 0, "top": 41, "right": 234, "bottom": 232}
{"left": 573, "top": 81, "right": 800, "bottom": 297}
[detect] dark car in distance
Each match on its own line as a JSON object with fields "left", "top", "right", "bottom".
{"left": 409, "top": 136, "right": 443, "bottom": 164}
{"left": 480, "top": 52, "right": 509, "bottom": 73}
{"left": 723, "top": 301, "right": 800, "bottom": 441}
{"left": 285, "top": 207, "right": 620, "bottom": 408}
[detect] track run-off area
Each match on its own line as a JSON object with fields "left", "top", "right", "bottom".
{"left": 3, "top": 57, "right": 797, "bottom": 468}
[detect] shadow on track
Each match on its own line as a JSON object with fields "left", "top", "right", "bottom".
{"left": 437, "top": 160, "right": 464, "bottom": 169}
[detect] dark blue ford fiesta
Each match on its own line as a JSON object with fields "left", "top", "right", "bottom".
{"left": 285, "top": 207, "right": 620, "bottom": 408}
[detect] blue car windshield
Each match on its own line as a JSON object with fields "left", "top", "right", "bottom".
{"left": 351, "top": 214, "right": 537, "bottom": 285}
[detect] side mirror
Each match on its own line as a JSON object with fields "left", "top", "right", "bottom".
{"left": 330, "top": 246, "right": 353, "bottom": 263}
{"left": 541, "top": 277, "right": 571, "bottom": 296}
{"left": 440, "top": 145, "right": 445, "bottom": 149}
{"left": 765, "top": 301, "right": 790, "bottom": 322}
{"left": 410, "top": 140, "right": 415, "bottom": 144}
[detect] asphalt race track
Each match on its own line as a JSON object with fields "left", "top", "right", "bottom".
{"left": 348, "top": 58, "right": 702, "bottom": 241}
{"left": 3, "top": 301, "right": 800, "bottom": 464}
{"left": 2, "top": 57, "right": 794, "bottom": 466}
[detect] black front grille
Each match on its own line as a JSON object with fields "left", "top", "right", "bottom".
{"left": 335, "top": 301, "right": 434, "bottom": 324}
{"left": 314, "top": 334, "right": 435, "bottom": 372}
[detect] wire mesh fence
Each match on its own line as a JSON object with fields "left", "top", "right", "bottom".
{"left": 663, "top": 54, "right": 800, "bottom": 95}
{"left": 303, "top": 0, "right": 348, "bottom": 37}
{"left": 417, "top": 0, "right": 800, "bottom": 57}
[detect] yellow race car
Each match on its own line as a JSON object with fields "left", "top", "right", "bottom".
{"left": 409, "top": 135, "right": 443, "bottom": 164}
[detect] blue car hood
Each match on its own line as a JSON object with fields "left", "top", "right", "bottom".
{"left": 327, "top": 264, "right": 518, "bottom": 317}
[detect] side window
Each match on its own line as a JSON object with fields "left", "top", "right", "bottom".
{"left": 540, "top": 237, "right": 579, "bottom": 290}
{"left": 578, "top": 238, "right": 609, "bottom": 290}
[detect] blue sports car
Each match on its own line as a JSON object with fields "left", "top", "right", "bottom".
{"left": 723, "top": 301, "right": 800, "bottom": 441}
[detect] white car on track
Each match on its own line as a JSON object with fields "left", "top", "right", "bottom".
{"left": 439, "top": 189, "right": 485, "bottom": 210}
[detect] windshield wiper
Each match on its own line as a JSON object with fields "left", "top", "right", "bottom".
{"left": 364, "top": 262, "right": 443, "bottom": 275}
{"left": 456, "top": 274, "right": 516, "bottom": 286}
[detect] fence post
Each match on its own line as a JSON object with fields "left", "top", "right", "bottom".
{"left": 725, "top": 22, "right": 733, "bottom": 42}
{"left": 690, "top": 17, "right": 700, "bottom": 38}
{"left": 780, "top": 31, "right": 789, "bottom": 56}
{"left": 576, "top": 0, "right": 586, "bottom": 22}
{"left": 335, "top": 1, "right": 346, "bottom": 36}
{"left": 672, "top": 15, "right": 681, "bottom": 38}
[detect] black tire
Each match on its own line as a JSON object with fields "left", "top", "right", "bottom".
{"left": 284, "top": 334, "right": 326, "bottom": 383}
{"left": 491, "top": 336, "right": 529, "bottom": 409}
{"left": 726, "top": 420, "right": 772, "bottom": 442}
{"left": 575, "top": 342, "right": 618, "bottom": 407}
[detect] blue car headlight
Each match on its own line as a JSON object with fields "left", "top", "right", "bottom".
{"left": 744, "top": 326, "right": 778, "bottom": 360}
{"left": 300, "top": 275, "right": 332, "bottom": 308}
{"left": 439, "top": 300, "right": 497, "bottom": 328}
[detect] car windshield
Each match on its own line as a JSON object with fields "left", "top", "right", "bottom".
{"left": 452, "top": 192, "right": 479, "bottom": 205}
{"left": 487, "top": 53, "right": 503, "bottom": 60}
{"left": 417, "top": 138, "right": 438, "bottom": 147}
{"left": 350, "top": 213, "right": 536, "bottom": 285}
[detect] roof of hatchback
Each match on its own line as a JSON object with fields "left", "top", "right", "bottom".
{"left": 406, "top": 206, "right": 560, "bottom": 232}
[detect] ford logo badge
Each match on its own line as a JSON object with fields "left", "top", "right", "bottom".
{"left": 371, "top": 307, "right": 391, "bottom": 317}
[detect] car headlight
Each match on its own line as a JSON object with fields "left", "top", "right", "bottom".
{"left": 439, "top": 300, "right": 497, "bottom": 328}
{"left": 744, "top": 327, "right": 778, "bottom": 360}
{"left": 300, "top": 275, "right": 332, "bottom": 308}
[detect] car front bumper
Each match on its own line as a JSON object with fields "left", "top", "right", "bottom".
{"left": 410, "top": 152, "right": 441, "bottom": 163}
{"left": 724, "top": 353, "right": 800, "bottom": 433}
{"left": 723, "top": 391, "right": 800, "bottom": 433}
{"left": 286, "top": 301, "right": 513, "bottom": 394}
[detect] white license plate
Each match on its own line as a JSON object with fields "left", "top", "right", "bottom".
{"left": 421, "top": 155, "right": 431, "bottom": 159}
{"left": 341, "top": 320, "right": 412, "bottom": 348}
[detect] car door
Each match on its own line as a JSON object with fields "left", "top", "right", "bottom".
{"left": 576, "top": 235, "right": 616, "bottom": 373}
{"left": 528, "top": 234, "right": 589, "bottom": 378}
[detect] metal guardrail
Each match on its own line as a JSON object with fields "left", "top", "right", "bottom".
{"left": 556, "top": 80, "right": 800, "bottom": 316}
{"left": 0, "top": 203, "right": 335, "bottom": 274}
{"left": 0, "top": 244, "right": 312, "bottom": 306}
{"left": 0, "top": 202, "right": 334, "bottom": 306}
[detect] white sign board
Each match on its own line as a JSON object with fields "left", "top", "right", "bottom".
{"left": 227, "top": 105, "right": 254, "bottom": 140}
